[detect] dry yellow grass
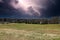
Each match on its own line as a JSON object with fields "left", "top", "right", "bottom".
{"left": 0, "top": 23, "right": 60, "bottom": 40}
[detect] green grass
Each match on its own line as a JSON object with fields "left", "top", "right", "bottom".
{"left": 0, "top": 23, "right": 60, "bottom": 30}
{"left": 0, "top": 23, "right": 60, "bottom": 40}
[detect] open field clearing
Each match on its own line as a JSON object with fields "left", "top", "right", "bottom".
{"left": 0, "top": 23, "right": 60, "bottom": 40}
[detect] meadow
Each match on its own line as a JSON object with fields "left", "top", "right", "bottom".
{"left": 0, "top": 23, "right": 60, "bottom": 40}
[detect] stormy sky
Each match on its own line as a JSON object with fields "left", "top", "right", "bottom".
{"left": 0, "top": 0, "right": 60, "bottom": 18}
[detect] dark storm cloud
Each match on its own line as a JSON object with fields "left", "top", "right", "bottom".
{"left": 41, "top": 0, "right": 60, "bottom": 17}
{"left": 0, "top": 0, "right": 24, "bottom": 18}
{"left": 0, "top": 0, "right": 3, "bottom": 2}
{"left": 0, "top": 0, "right": 60, "bottom": 18}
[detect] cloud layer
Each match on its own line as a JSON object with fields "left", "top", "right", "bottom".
{"left": 0, "top": 0, "right": 60, "bottom": 18}
{"left": 9, "top": 0, "right": 48, "bottom": 16}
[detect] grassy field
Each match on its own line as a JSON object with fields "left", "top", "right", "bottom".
{"left": 0, "top": 23, "right": 60, "bottom": 40}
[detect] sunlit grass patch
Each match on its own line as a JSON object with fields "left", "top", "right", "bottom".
{"left": 0, "top": 29, "right": 60, "bottom": 40}
{"left": 0, "top": 24, "right": 60, "bottom": 40}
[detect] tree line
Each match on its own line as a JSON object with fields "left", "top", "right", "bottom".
{"left": 0, "top": 17, "right": 60, "bottom": 24}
